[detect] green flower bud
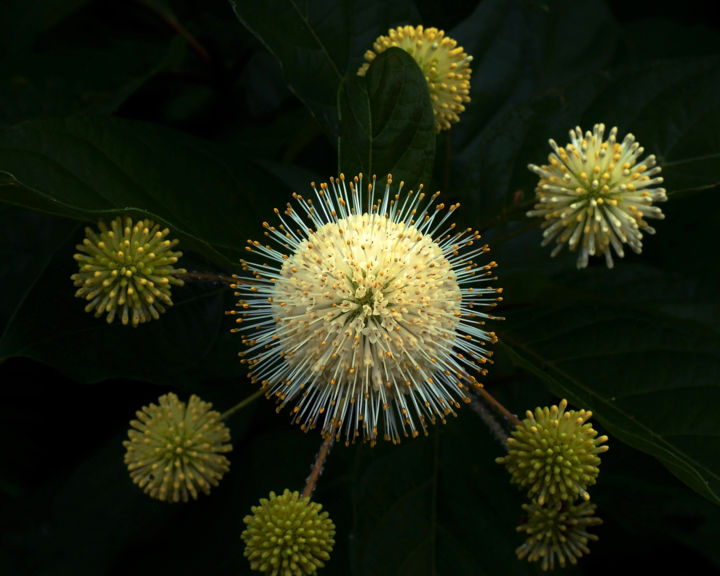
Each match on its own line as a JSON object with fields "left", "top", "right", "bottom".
{"left": 516, "top": 499, "right": 602, "bottom": 572}
{"left": 123, "top": 393, "right": 231, "bottom": 502}
{"left": 242, "top": 489, "right": 335, "bottom": 575}
{"left": 71, "top": 216, "right": 186, "bottom": 326}
{"left": 496, "top": 399, "right": 609, "bottom": 504}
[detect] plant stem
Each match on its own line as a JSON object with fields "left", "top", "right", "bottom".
{"left": 474, "top": 385, "right": 521, "bottom": 427}
{"left": 137, "top": 0, "right": 211, "bottom": 63}
{"left": 470, "top": 398, "right": 509, "bottom": 444}
{"left": 177, "top": 270, "right": 236, "bottom": 284}
{"left": 302, "top": 434, "right": 335, "bottom": 499}
{"left": 221, "top": 388, "right": 265, "bottom": 420}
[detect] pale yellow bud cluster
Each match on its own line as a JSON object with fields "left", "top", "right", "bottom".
{"left": 528, "top": 123, "right": 666, "bottom": 268}
{"left": 358, "top": 25, "right": 472, "bottom": 132}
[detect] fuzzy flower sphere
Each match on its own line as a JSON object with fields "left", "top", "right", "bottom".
{"left": 527, "top": 123, "right": 667, "bottom": 269}
{"left": 123, "top": 393, "right": 232, "bottom": 502}
{"left": 496, "top": 399, "right": 609, "bottom": 504}
{"left": 358, "top": 25, "right": 472, "bottom": 132}
{"left": 71, "top": 216, "right": 186, "bottom": 326}
{"left": 242, "top": 489, "right": 335, "bottom": 576}
{"left": 230, "top": 174, "right": 502, "bottom": 445}
{"left": 516, "top": 500, "right": 602, "bottom": 572}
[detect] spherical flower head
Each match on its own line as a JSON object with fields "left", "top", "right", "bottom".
{"left": 527, "top": 123, "right": 667, "bottom": 269}
{"left": 496, "top": 399, "right": 609, "bottom": 504}
{"left": 357, "top": 25, "right": 472, "bottom": 132}
{"left": 71, "top": 216, "right": 187, "bottom": 326}
{"left": 123, "top": 393, "right": 232, "bottom": 502}
{"left": 516, "top": 500, "right": 602, "bottom": 572}
{"left": 242, "top": 489, "right": 335, "bottom": 576}
{"left": 230, "top": 174, "right": 502, "bottom": 445}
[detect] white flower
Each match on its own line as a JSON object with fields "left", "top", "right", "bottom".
{"left": 527, "top": 124, "right": 667, "bottom": 269}
{"left": 230, "top": 174, "right": 502, "bottom": 445}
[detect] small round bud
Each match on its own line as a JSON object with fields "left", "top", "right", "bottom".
{"left": 496, "top": 399, "right": 609, "bottom": 504}
{"left": 357, "top": 26, "right": 472, "bottom": 132}
{"left": 242, "top": 489, "right": 335, "bottom": 575}
{"left": 123, "top": 393, "right": 232, "bottom": 502}
{"left": 516, "top": 500, "right": 602, "bottom": 572}
{"left": 71, "top": 216, "right": 187, "bottom": 326}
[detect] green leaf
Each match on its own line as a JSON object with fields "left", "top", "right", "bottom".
{"left": 338, "top": 48, "right": 436, "bottom": 190}
{"left": 0, "top": 116, "right": 276, "bottom": 267}
{"left": 0, "top": 204, "right": 79, "bottom": 330}
{"left": 0, "top": 0, "right": 91, "bottom": 53}
{"left": 500, "top": 298, "right": 720, "bottom": 505}
{"left": 486, "top": 115, "right": 720, "bottom": 505}
{"left": 351, "top": 417, "right": 534, "bottom": 576}
{"left": 451, "top": 0, "right": 617, "bottom": 139}
{"left": 597, "top": 439, "right": 720, "bottom": 570}
{"left": 0, "top": 44, "right": 174, "bottom": 128}
{"left": 229, "top": 0, "right": 420, "bottom": 136}
{"left": 0, "top": 208, "right": 245, "bottom": 387}
{"left": 0, "top": 117, "right": 292, "bottom": 386}
{"left": 451, "top": 27, "right": 720, "bottom": 220}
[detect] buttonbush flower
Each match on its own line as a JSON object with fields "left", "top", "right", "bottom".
{"left": 527, "top": 123, "right": 666, "bottom": 268}
{"left": 516, "top": 500, "right": 602, "bottom": 572}
{"left": 242, "top": 489, "right": 335, "bottom": 576}
{"left": 71, "top": 216, "right": 186, "bottom": 326}
{"left": 497, "top": 399, "right": 609, "bottom": 504}
{"left": 358, "top": 25, "right": 472, "bottom": 132}
{"left": 123, "top": 393, "right": 232, "bottom": 502}
{"left": 230, "top": 174, "right": 502, "bottom": 445}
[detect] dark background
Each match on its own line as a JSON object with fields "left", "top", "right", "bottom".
{"left": 1, "top": 1, "right": 719, "bottom": 574}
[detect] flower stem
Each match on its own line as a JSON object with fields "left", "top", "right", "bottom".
{"left": 137, "top": 0, "right": 211, "bottom": 63}
{"left": 470, "top": 398, "right": 509, "bottom": 444}
{"left": 303, "top": 434, "right": 335, "bottom": 499}
{"left": 667, "top": 181, "right": 720, "bottom": 199}
{"left": 221, "top": 388, "right": 265, "bottom": 420}
{"left": 474, "top": 385, "right": 522, "bottom": 427}
{"left": 177, "top": 270, "right": 236, "bottom": 284}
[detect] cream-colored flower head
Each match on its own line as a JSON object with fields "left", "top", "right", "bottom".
{"left": 123, "top": 393, "right": 232, "bottom": 502}
{"left": 497, "top": 399, "right": 609, "bottom": 504}
{"left": 242, "top": 489, "right": 335, "bottom": 576}
{"left": 527, "top": 123, "right": 667, "bottom": 268}
{"left": 516, "top": 500, "right": 602, "bottom": 572}
{"left": 71, "top": 216, "right": 186, "bottom": 326}
{"left": 230, "top": 174, "right": 502, "bottom": 445}
{"left": 358, "top": 25, "right": 472, "bottom": 132}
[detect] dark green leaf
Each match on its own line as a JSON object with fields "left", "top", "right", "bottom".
{"left": 486, "top": 125, "right": 720, "bottom": 505}
{"left": 452, "top": 0, "right": 617, "bottom": 139}
{"left": 500, "top": 301, "right": 720, "bottom": 505}
{"left": 0, "top": 116, "right": 274, "bottom": 267}
{"left": 597, "top": 439, "right": 720, "bottom": 570}
{"left": 338, "top": 48, "right": 436, "bottom": 190}
{"left": 0, "top": 208, "right": 245, "bottom": 387}
{"left": 451, "top": 54, "right": 720, "bottom": 227}
{"left": 0, "top": 204, "right": 78, "bottom": 330}
{"left": 0, "top": 116, "right": 289, "bottom": 386}
{"left": 0, "top": 0, "right": 91, "bottom": 53}
{"left": 229, "top": 0, "right": 420, "bottom": 136}
{"left": 351, "top": 416, "right": 534, "bottom": 576}
{"left": 0, "top": 44, "right": 174, "bottom": 128}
